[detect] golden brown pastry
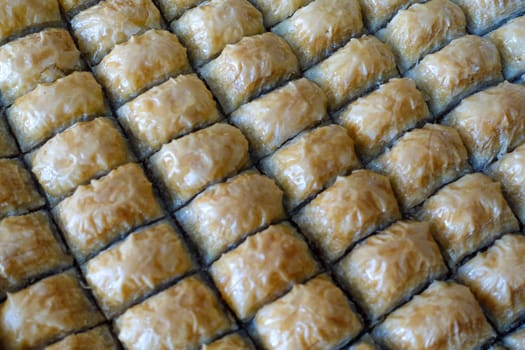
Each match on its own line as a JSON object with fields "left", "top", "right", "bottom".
{"left": 0, "top": 117, "right": 18, "bottom": 158}
{"left": 337, "top": 220, "right": 447, "bottom": 321}
{"left": 504, "top": 326, "right": 525, "bottom": 350}
{"left": 115, "top": 276, "right": 234, "bottom": 350}
{"left": 376, "top": 0, "right": 466, "bottom": 72}
{"left": 200, "top": 32, "right": 300, "bottom": 114}
{"left": 420, "top": 173, "right": 519, "bottom": 267}
{"left": 210, "top": 223, "right": 318, "bottom": 320}
{"left": 84, "top": 220, "right": 194, "bottom": 317}
{"left": 370, "top": 124, "right": 469, "bottom": 211}
{"left": 407, "top": 35, "right": 503, "bottom": 116}
{"left": 249, "top": 0, "right": 312, "bottom": 27}
{"left": 487, "top": 16, "right": 525, "bottom": 80}
{"left": 54, "top": 163, "right": 163, "bottom": 261}
{"left": 44, "top": 326, "right": 119, "bottom": 350}
{"left": 201, "top": 333, "right": 254, "bottom": 350}
{"left": 0, "top": 29, "right": 84, "bottom": 106}
{"left": 0, "top": 270, "right": 104, "bottom": 350}
{"left": 58, "top": 0, "right": 97, "bottom": 15}
{"left": 94, "top": 29, "right": 190, "bottom": 106}
{"left": 373, "top": 281, "right": 495, "bottom": 350}
{"left": 443, "top": 82, "right": 525, "bottom": 170}
{"left": 348, "top": 335, "right": 379, "bottom": 350}
{"left": 338, "top": 77, "right": 430, "bottom": 161}
{"left": 254, "top": 275, "right": 363, "bottom": 350}
{"left": 305, "top": 35, "right": 398, "bottom": 111}
{"left": 172, "top": 0, "right": 264, "bottom": 66}
{"left": 149, "top": 123, "right": 250, "bottom": 208}
{"left": 272, "top": 0, "right": 364, "bottom": 70}
{"left": 7, "top": 72, "right": 108, "bottom": 152}
{"left": 156, "top": 0, "right": 202, "bottom": 21}
{"left": 358, "top": 0, "right": 421, "bottom": 32}
{"left": 261, "top": 125, "right": 361, "bottom": 209}
{"left": 230, "top": 78, "right": 327, "bottom": 158}
{"left": 177, "top": 171, "right": 285, "bottom": 262}
{"left": 295, "top": 170, "right": 400, "bottom": 261}
{"left": 117, "top": 74, "right": 220, "bottom": 159}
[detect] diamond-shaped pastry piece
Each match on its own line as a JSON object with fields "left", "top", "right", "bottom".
{"left": 487, "top": 16, "right": 525, "bottom": 80}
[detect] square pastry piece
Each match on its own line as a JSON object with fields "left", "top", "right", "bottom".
{"left": 254, "top": 275, "right": 363, "bottom": 350}
{"left": 210, "top": 223, "right": 318, "bottom": 320}
{"left": 443, "top": 82, "right": 525, "bottom": 170}
{"left": 504, "top": 326, "right": 525, "bottom": 350}
{"left": 177, "top": 171, "right": 285, "bottom": 263}
{"left": 358, "top": 0, "right": 421, "bottom": 32}
{"left": 84, "top": 220, "right": 194, "bottom": 318}
{"left": 337, "top": 220, "right": 447, "bottom": 321}
{"left": 458, "top": 234, "right": 525, "bottom": 332}
{"left": 0, "top": 270, "right": 104, "bottom": 350}
{"left": 420, "top": 173, "right": 519, "bottom": 267}
{"left": 487, "top": 16, "right": 525, "bottom": 80}
{"left": 202, "top": 333, "right": 254, "bottom": 350}
{"left": 54, "top": 163, "right": 163, "bottom": 262}
{"left": 149, "top": 123, "right": 249, "bottom": 209}
{"left": 261, "top": 125, "right": 361, "bottom": 210}
{"left": 373, "top": 281, "right": 495, "bottom": 350}
{"left": 115, "top": 275, "right": 234, "bottom": 350}
{"left": 0, "top": 117, "right": 18, "bottom": 158}
{"left": 44, "top": 326, "right": 119, "bottom": 350}
{"left": 295, "top": 170, "right": 400, "bottom": 262}
{"left": 370, "top": 124, "right": 469, "bottom": 211}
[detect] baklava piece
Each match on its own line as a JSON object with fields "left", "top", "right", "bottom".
{"left": 407, "top": 35, "right": 502, "bottom": 116}
{"left": 84, "top": 220, "right": 194, "bottom": 317}
{"left": 149, "top": 123, "right": 249, "bottom": 208}
{"left": 249, "top": 0, "right": 312, "bottom": 27}
{"left": 94, "top": 29, "right": 190, "bottom": 106}
{"left": 54, "top": 163, "right": 163, "bottom": 262}
{"left": 337, "top": 221, "right": 447, "bottom": 321}
{"left": 210, "top": 223, "right": 318, "bottom": 320}
{"left": 443, "top": 82, "right": 525, "bottom": 170}
{"left": 295, "top": 170, "right": 400, "bottom": 262}
{"left": 200, "top": 32, "right": 300, "bottom": 114}
{"left": 0, "top": 159, "right": 45, "bottom": 219}
{"left": 115, "top": 276, "right": 234, "bottom": 350}
{"left": 230, "top": 78, "right": 327, "bottom": 159}
{"left": 28, "top": 118, "right": 132, "bottom": 203}
{"left": 172, "top": 0, "right": 264, "bottom": 66}
{"left": 272, "top": 0, "right": 363, "bottom": 70}
{"left": 44, "top": 326, "right": 119, "bottom": 350}
{"left": 202, "top": 333, "right": 254, "bottom": 350}
{"left": 156, "top": 0, "right": 202, "bottom": 21}
{"left": 305, "top": 35, "right": 398, "bottom": 111}
{"left": 71, "top": 0, "right": 163, "bottom": 65}
{"left": 117, "top": 74, "right": 220, "bottom": 159}
{"left": 373, "top": 281, "right": 495, "bottom": 350}
{"left": 376, "top": 0, "right": 466, "bottom": 72}
{"left": 338, "top": 78, "right": 430, "bottom": 161}
{"left": 0, "top": 117, "right": 17, "bottom": 158}
{"left": 262, "top": 125, "right": 360, "bottom": 209}
{"left": 458, "top": 234, "right": 525, "bottom": 332}
{"left": 254, "top": 275, "right": 363, "bottom": 350}
{"left": 177, "top": 172, "right": 285, "bottom": 263}
{"left": 0, "top": 211, "right": 71, "bottom": 297}
{"left": 0, "top": 29, "right": 84, "bottom": 106}
{"left": 370, "top": 124, "right": 469, "bottom": 211}
{"left": 359, "top": 0, "right": 421, "bottom": 32}
{"left": 504, "top": 326, "right": 525, "bottom": 350}
{"left": 0, "top": 270, "right": 104, "bottom": 350}
{"left": 7, "top": 72, "right": 108, "bottom": 152}
{"left": 420, "top": 173, "right": 519, "bottom": 267}
{"left": 487, "top": 16, "right": 525, "bottom": 80}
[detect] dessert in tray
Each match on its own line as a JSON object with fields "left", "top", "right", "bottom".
{"left": 0, "top": 0, "right": 524, "bottom": 349}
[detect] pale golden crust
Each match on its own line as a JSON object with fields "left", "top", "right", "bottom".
{"left": 487, "top": 16, "right": 525, "bottom": 80}
{"left": 338, "top": 78, "right": 430, "bottom": 161}
{"left": 200, "top": 32, "right": 300, "bottom": 114}
{"left": 420, "top": 173, "right": 519, "bottom": 267}
{"left": 0, "top": 117, "right": 18, "bottom": 158}
{"left": 295, "top": 170, "right": 400, "bottom": 261}
{"left": 305, "top": 35, "right": 398, "bottom": 111}
{"left": 374, "top": 281, "right": 495, "bottom": 350}
{"left": 202, "top": 333, "right": 254, "bottom": 350}
{"left": 452, "top": 0, "right": 525, "bottom": 34}
{"left": 249, "top": 0, "right": 313, "bottom": 27}
{"left": 358, "top": 0, "right": 421, "bottom": 32}
{"left": 210, "top": 223, "right": 318, "bottom": 320}
{"left": 272, "top": 0, "right": 363, "bottom": 70}
{"left": 254, "top": 275, "right": 363, "bottom": 350}
{"left": 370, "top": 124, "right": 470, "bottom": 211}
{"left": 177, "top": 172, "right": 285, "bottom": 262}
{"left": 115, "top": 276, "right": 233, "bottom": 350}
{"left": 94, "top": 29, "right": 190, "bottom": 106}
{"left": 407, "top": 35, "right": 503, "bottom": 116}
{"left": 172, "top": 0, "right": 264, "bottom": 66}
{"left": 44, "top": 326, "right": 119, "bottom": 350}
{"left": 85, "top": 221, "right": 194, "bottom": 317}
{"left": 230, "top": 78, "right": 327, "bottom": 158}
{"left": 262, "top": 125, "right": 361, "bottom": 209}
{"left": 149, "top": 123, "right": 250, "bottom": 208}
{"left": 7, "top": 72, "right": 108, "bottom": 152}
{"left": 504, "top": 326, "right": 525, "bottom": 350}
{"left": 0, "top": 29, "right": 84, "bottom": 106}
{"left": 156, "top": 0, "right": 202, "bottom": 21}
{"left": 0, "top": 271, "right": 104, "bottom": 350}
{"left": 55, "top": 163, "right": 163, "bottom": 261}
